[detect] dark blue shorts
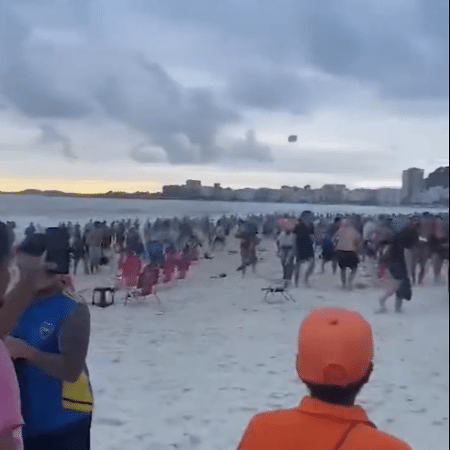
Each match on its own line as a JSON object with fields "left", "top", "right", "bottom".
{"left": 24, "top": 417, "right": 91, "bottom": 450}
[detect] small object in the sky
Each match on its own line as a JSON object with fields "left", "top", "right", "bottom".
{"left": 288, "top": 135, "right": 297, "bottom": 142}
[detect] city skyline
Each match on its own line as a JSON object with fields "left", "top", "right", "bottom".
{"left": 0, "top": 165, "right": 447, "bottom": 196}
{"left": 1, "top": 166, "right": 448, "bottom": 207}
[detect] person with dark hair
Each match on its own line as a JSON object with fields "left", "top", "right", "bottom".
{"left": 293, "top": 219, "right": 315, "bottom": 287}
{"left": 3, "top": 233, "right": 93, "bottom": 450}
{"left": 71, "top": 229, "right": 87, "bottom": 276}
{"left": 24, "top": 223, "right": 36, "bottom": 238}
{"left": 429, "top": 215, "right": 449, "bottom": 285}
{"left": 237, "top": 307, "right": 411, "bottom": 450}
{"left": 0, "top": 222, "right": 58, "bottom": 450}
{"left": 236, "top": 231, "right": 260, "bottom": 276}
{"left": 377, "top": 226, "right": 418, "bottom": 313}
{"left": 334, "top": 219, "right": 363, "bottom": 290}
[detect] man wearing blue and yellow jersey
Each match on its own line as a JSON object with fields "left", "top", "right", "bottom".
{"left": 5, "top": 271, "right": 93, "bottom": 450}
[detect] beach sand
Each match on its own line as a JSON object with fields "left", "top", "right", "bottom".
{"left": 66, "top": 236, "right": 450, "bottom": 449}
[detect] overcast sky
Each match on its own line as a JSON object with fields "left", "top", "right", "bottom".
{"left": 0, "top": 0, "right": 448, "bottom": 193}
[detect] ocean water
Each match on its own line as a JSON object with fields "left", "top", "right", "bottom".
{"left": 0, "top": 193, "right": 447, "bottom": 235}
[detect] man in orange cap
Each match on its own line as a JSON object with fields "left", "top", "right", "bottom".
{"left": 237, "top": 307, "right": 412, "bottom": 450}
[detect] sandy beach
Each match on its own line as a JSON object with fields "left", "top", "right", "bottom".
{"left": 63, "top": 236, "right": 450, "bottom": 450}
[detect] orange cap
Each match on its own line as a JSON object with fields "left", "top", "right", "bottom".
{"left": 297, "top": 308, "right": 373, "bottom": 386}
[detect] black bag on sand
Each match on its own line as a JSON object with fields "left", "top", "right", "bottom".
{"left": 396, "top": 278, "right": 412, "bottom": 301}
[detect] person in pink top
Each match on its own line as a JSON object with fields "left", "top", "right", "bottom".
{"left": 0, "top": 222, "right": 55, "bottom": 450}
{"left": 334, "top": 219, "right": 363, "bottom": 290}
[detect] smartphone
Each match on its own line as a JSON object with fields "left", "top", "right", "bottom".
{"left": 45, "top": 228, "right": 70, "bottom": 275}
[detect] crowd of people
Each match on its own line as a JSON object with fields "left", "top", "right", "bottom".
{"left": 236, "top": 211, "right": 448, "bottom": 313}
{"left": 0, "top": 209, "right": 448, "bottom": 449}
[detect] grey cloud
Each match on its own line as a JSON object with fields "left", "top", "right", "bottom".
{"left": 228, "top": 130, "right": 273, "bottom": 162}
{"left": 1, "top": 65, "right": 92, "bottom": 119}
{"left": 228, "top": 70, "right": 311, "bottom": 113}
{"left": 13, "top": 0, "right": 93, "bottom": 28}
{"left": 298, "top": 0, "right": 448, "bottom": 99}
{"left": 0, "top": 3, "right": 29, "bottom": 68}
{"left": 134, "top": 0, "right": 449, "bottom": 101}
{"left": 302, "top": 16, "right": 448, "bottom": 99}
{"left": 1, "top": 4, "right": 242, "bottom": 165}
{"left": 94, "top": 55, "right": 240, "bottom": 164}
{"left": 1, "top": 0, "right": 447, "bottom": 172}
{"left": 38, "top": 124, "right": 77, "bottom": 160}
{"left": 129, "top": 144, "right": 168, "bottom": 163}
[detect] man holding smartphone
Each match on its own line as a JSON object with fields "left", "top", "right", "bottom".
{"left": 4, "top": 233, "right": 93, "bottom": 450}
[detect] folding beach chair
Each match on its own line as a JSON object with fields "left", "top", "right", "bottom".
{"left": 117, "top": 252, "right": 142, "bottom": 304}
{"left": 134, "top": 264, "right": 164, "bottom": 314}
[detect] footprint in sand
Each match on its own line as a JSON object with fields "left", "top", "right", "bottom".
{"left": 136, "top": 432, "right": 153, "bottom": 441}
{"left": 96, "top": 418, "right": 127, "bottom": 427}
{"left": 411, "top": 407, "right": 427, "bottom": 414}
{"left": 239, "top": 406, "right": 259, "bottom": 413}
{"left": 269, "top": 392, "right": 290, "bottom": 400}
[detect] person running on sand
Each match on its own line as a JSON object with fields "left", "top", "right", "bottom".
{"left": 237, "top": 307, "right": 412, "bottom": 450}
{"left": 293, "top": 219, "right": 315, "bottom": 287}
{"left": 276, "top": 229, "right": 296, "bottom": 286}
{"left": 236, "top": 234, "right": 259, "bottom": 275}
{"left": 334, "top": 219, "right": 363, "bottom": 290}
{"left": 377, "top": 226, "right": 418, "bottom": 313}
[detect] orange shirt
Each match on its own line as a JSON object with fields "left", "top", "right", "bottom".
{"left": 237, "top": 396, "right": 411, "bottom": 450}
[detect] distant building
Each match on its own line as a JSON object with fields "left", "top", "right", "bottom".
{"left": 426, "top": 166, "right": 449, "bottom": 189}
{"left": 254, "top": 188, "right": 281, "bottom": 203}
{"left": 345, "top": 189, "right": 376, "bottom": 204}
{"left": 280, "top": 186, "right": 299, "bottom": 203}
{"left": 416, "top": 186, "right": 449, "bottom": 205}
{"left": 222, "top": 188, "right": 235, "bottom": 201}
{"left": 160, "top": 167, "right": 444, "bottom": 206}
{"left": 200, "top": 186, "right": 215, "bottom": 199}
{"left": 376, "top": 188, "right": 401, "bottom": 206}
{"left": 234, "top": 188, "right": 256, "bottom": 202}
{"left": 401, "top": 168, "right": 425, "bottom": 204}
{"left": 162, "top": 185, "right": 183, "bottom": 198}
{"left": 186, "top": 180, "right": 202, "bottom": 190}
{"left": 318, "top": 185, "right": 347, "bottom": 204}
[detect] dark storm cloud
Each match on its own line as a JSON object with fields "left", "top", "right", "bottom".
{"left": 0, "top": 0, "right": 447, "bottom": 169}
{"left": 135, "top": 0, "right": 449, "bottom": 101}
{"left": 0, "top": 3, "right": 240, "bottom": 164}
{"left": 228, "top": 130, "right": 273, "bottom": 162}
{"left": 228, "top": 70, "right": 311, "bottom": 113}
{"left": 38, "top": 124, "right": 77, "bottom": 160}
{"left": 1, "top": 65, "right": 91, "bottom": 119}
{"left": 300, "top": 3, "right": 449, "bottom": 99}
{"left": 95, "top": 56, "right": 240, "bottom": 164}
